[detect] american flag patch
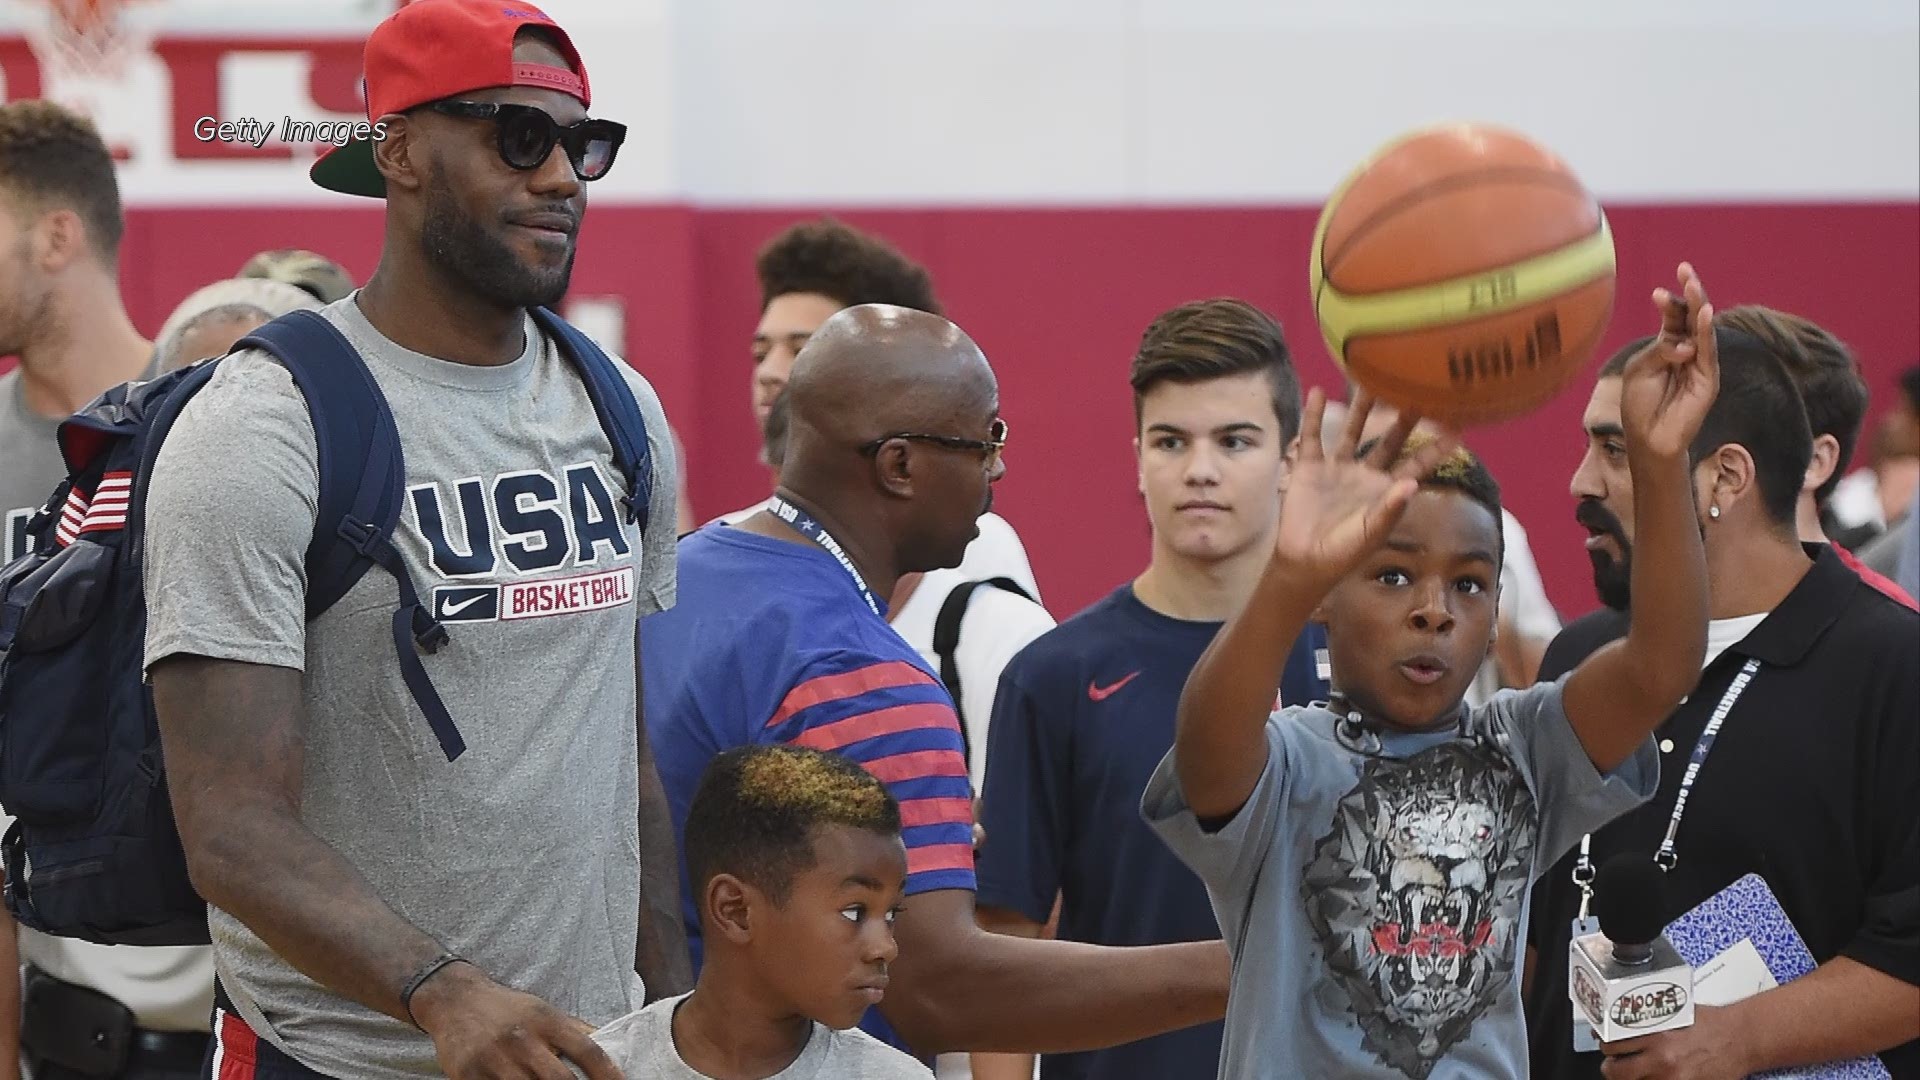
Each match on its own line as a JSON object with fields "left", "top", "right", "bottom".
{"left": 54, "top": 471, "right": 133, "bottom": 547}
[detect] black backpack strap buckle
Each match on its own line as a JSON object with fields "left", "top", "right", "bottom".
{"left": 410, "top": 605, "right": 449, "bottom": 655}
{"left": 337, "top": 516, "right": 384, "bottom": 558}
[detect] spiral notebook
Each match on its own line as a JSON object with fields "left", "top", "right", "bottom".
{"left": 1664, "top": 873, "right": 1893, "bottom": 1080}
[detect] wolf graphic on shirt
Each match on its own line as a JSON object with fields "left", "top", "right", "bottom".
{"left": 1301, "top": 737, "right": 1537, "bottom": 1078}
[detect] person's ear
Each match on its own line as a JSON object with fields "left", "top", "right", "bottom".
{"left": 371, "top": 114, "right": 424, "bottom": 196}
{"left": 34, "top": 207, "right": 89, "bottom": 274}
{"left": 871, "top": 440, "right": 914, "bottom": 500}
{"left": 1803, "top": 433, "right": 1841, "bottom": 497}
{"left": 1133, "top": 435, "right": 1146, "bottom": 497}
{"left": 707, "top": 873, "right": 755, "bottom": 945}
{"left": 1699, "top": 444, "right": 1754, "bottom": 521}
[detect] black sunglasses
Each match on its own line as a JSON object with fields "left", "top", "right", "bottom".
{"left": 860, "top": 418, "right": 1009, "bottom": 468}
{"left": 426, "top": 100, "right": 626, "bottom": 181}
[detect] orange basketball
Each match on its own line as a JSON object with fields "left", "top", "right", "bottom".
{"left": 1309, "top": 123, "right": 1616, "bottom": 428}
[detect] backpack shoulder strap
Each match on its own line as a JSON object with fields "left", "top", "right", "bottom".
{"left": 123, "top": 361, "right": 226, "bottom": 570}
{"left": 930, "top": 576, "right": 1032, "bottom": 767}
{"left": 529, "top": 307, "right": 654, "bottom": 533}
{"left": 236, "top": 311, "right": 466, "bottom": 761}
{"left": 238, "top": 311, "right": 403, "bottom": 615}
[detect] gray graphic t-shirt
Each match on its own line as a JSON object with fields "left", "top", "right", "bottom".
{"left": 585, "top": 993, "right": 933, "bottom": 1079}
{"left": 141, "top": 296, "right": 679, "bottom": 1079}
{"left": 1143, "top": 678, "right": 1657, "bottom": 1080}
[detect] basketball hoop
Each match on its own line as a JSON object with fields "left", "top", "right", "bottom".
{"left": 24, "top": 0, "right": 152, "bottom": 85}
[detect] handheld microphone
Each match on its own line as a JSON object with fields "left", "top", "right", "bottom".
{"left": 1568, "top": 854, "right": 1695, "bottom": 1044}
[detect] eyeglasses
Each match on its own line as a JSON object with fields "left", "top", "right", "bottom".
{"left": 425, "top": 100, "right": 626, "bottom": 181}
{"left": 860, "top": 417, "right": 1008, "bottom": 470}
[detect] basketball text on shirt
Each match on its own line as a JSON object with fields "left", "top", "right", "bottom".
{"left": 408, "top": 459, "right": 636, "bottom": 623}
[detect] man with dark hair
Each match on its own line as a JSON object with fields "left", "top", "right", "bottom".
{"left": 139, "top": 3, "right": 689, "bottom": 1077}
{"left": 643, "top": 304, "right": 1229, "bottom": 1068}
{"left": 0, "top": 99, "right": 205, "bottom": 1080}
{"left": 748, "top": 217, "right": 940, "bottom": 430}
{"left": 1713, "top": 305, "right": 1913, "bottom": 606}
{"left": 1524, "top": 323, "right": 1920, "bottom": 1077}
{"left": 1558, "top": 331, "right": 1812, "bottom": 620}
{"left": 715, "top": 218, "right": 1041, "bottom": 599}
{"left": 972, "top": 298, "right": 1327, "bottom": 1080}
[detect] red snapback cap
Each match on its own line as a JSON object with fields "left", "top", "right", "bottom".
{"left": 311, "top": 0, "right": 590, "bottom": 198}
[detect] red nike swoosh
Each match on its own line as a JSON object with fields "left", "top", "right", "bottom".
{"left": 1088, "top": 671, "right": 1142, "bottom": 702}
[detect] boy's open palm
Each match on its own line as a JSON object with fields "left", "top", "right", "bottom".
{"left": 1275, "top": 390, "right": 1457, "bottom": 587}
{"left": 1620, "top": 262, "right": 1720, "bottom": 459}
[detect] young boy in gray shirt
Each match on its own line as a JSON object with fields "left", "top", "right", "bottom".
{"left": 1143, "top": 270, "right": 1722, "bottom": 1079}
{"left": 587, "top": 746, "right": 931, "bottom": 1079}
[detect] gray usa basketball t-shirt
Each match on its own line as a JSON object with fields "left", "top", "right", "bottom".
{"left": 1142, "top": 679, "right": 1657, "bottom": 1079}
{"left": 142, "top": 296, "right": 679, "bottom": 1079}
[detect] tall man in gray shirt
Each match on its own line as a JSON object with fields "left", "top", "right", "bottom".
{"left": 142, "top": 2, "right": 689, "bottom": 1078}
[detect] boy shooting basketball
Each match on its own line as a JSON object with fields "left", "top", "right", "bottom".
{"left": 1143, "top": 265, "right": 1720, "bottom": 1077}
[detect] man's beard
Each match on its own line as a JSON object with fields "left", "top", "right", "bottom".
{"left": 420, "top": 175, "right": 573, "bottom": 309}
{"left": 0, "top": 243, "right": 50, "bottom": 356}
{"left": 1577, "top": 498, "right": 1633, "bottom": 612}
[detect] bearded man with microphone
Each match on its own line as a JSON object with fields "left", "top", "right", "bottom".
{"left": 1523, "top": 320, "right": 1920, "bottom": 1079}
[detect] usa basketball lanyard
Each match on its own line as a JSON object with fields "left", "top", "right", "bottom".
{"left": 767, "top": 494, "right": 882, "bottom": 617}
{"left": 1571, "top": 656, "right": 1762, "bottom": 918}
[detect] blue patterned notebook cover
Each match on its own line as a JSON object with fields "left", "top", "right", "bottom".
{"left": 1665, "top": 873, "right": 1892, "bottom": 1080}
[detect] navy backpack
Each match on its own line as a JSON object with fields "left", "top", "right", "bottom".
{"left": 0, "top": 307, "right": 652, "bottom": 945}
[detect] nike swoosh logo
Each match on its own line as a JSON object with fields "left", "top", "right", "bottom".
{"left": 441, "top": 594, "right": 488, "bottom": 616}
{"left": 1088, "top": 671, "right": 1142, "bottom": 702}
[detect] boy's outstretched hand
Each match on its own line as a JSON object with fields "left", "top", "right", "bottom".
{"left": 1620, "top": 262, "right": 1720, "bottom": 459}
{"left": 1559, "top": 261, "right": 1716, "bottom": 774}
{"left": 1277, "top": 389, "right": 1458, "bottom": 588}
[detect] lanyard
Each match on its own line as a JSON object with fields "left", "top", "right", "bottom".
{"left": 1655, "top": 656, "right": 1760, "bottom": 869}
{"left": 1571, "top": 656, "right": 1762, "bottom": 914}
{"left": 767, "top": 494, "right": 881, "bottom": 617}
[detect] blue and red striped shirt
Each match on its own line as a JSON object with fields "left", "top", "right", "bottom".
{"left": 640, "top": 523, "right": 978, "bottom": 975}
{"left": 767, "top": 658, "right": 977, "bottom": 884}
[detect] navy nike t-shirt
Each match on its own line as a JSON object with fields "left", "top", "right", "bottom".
{"left": 974, "top": 584, "right": 1331, "bottom": 1080}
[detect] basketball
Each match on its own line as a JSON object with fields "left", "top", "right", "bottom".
{"left": 1309, "top": 123, "right": 1617, "bottom": 428}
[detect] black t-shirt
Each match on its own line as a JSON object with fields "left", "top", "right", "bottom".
{"left": 1524, "top": 546, "right": 1920, "bottom": 1077}
{"left": 1537, "top": 606, "right": 1629, "bottom": 683}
